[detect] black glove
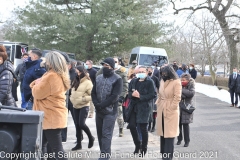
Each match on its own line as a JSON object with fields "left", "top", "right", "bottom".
{"left": 118, "top": 96, "right": 125, "bottom": 103}
{"left": 95, "top": 103, "right": 102, "bottom": 111}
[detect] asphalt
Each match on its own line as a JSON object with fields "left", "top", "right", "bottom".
{"left": 58, "top": 92, "right": 240, "bottom": 160}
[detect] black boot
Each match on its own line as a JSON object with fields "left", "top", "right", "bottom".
{"left": 141, "top": 146, "right": 147, "bottom": 157}
{"left": 72, "top": 143, "right": 82, "bottom": 151}
{"left": 88, "top": 136, "right": 95, "bottom": 148}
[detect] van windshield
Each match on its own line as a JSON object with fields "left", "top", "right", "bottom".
{"left": 139, "top": 54, "right": 168, "bottom": 66}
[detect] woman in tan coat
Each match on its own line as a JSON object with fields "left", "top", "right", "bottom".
{"left": 70, "top": 65, "right": 95, "bottom": 151}
{"left": 31, "top": 51, "right": 70, "bottom": 160}
{"left": 156, "top": 65, "right": 182, "bottom": 160}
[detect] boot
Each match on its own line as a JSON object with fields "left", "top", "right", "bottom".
{"left": 176, "top": 141, "right": 181, "bottom": 145}
{"left": 141, "top": 146, "right": 147, "bottom": 157}
{"left": 134, "top": 144, "right": 141, "bottom": 154}
{"left": 88, "top": 136, "right": 95, "bottom": 148}
{"left": 184, "top": 142, "right": 189, "bottom": 147}
{"left": 119, "top": 128, "right": 124, "bottom": 137}
{"left": 72, "top": 143, "right": 82, "bottom": 151}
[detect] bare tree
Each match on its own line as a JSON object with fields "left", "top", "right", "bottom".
{"left": 192, "top": 16, "right": 225, "bottom": 84}
{"left": 169, "top": 0, "right": 240, "bottom": 74}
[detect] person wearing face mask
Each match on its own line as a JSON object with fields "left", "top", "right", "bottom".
{"left": 70, "top": 65, "right": 95, "bottom": 151}
{"left": 127, "top": 60, "right": 137, "bottom": 79}
{"left": 155, "top": 65, "right": 181, "bottom": 160}
{"left": 15, "top": 53, "right": 29, "bottom": 108}
{"left": 22, "top": 48, "right": 46, "bottom": 110}
{"left": 188, "top": 64, "right": 197, "bottom": 79}
{"left": 228, "top": 68, "right": 239, "bottom": 107}
{"left": 177, "top": 73, "right": 195, "bottom": 147}
{"left": 176, "top": 64, "right": 189, "bottom": 78}
{"left": 91, "top": 57, "right": 123, "bottom": 160}
{"left": 0, "top": 45, "right": 17, "bottom": 106}
{"left": 85, "top": 60, "right": 97, "bottom": 118}
{"left": 147, "top": 67, "right": 160, "bottom": 133}
{"left": 126, "top": 66, "right": 155, "bottom": 156}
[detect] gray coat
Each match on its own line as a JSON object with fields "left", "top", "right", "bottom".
{"left": 179, "top": 78, "right": 195, "bottom": 124}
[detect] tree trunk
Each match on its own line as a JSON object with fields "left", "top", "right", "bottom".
{"left": 214, "top": 13, "right": 238, "bottom": 74}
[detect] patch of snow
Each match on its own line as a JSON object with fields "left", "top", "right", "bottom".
{"left": 195, "top": 83, "right": 231, "bottom": 104}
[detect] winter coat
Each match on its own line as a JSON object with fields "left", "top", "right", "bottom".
{"left": 156, "top": 79, "right": 182, "bottom": 138}
{"left": 176, "top": 69, "right": 189, "bottom": 78}
{"left": 126, "top": 76, "right": 155, "bottom": 123}
{"left": 15, "top": 62, "right": 26, "bottom": 82}
{"left": 91, "top": 72, "right": 123, "bottom": 115}
{"left": 189, "top": 68, "right": 197, "bottom": 79}
{"left": 127, "top": 67, "right": 135, "bottom": 79}
{"left": 228, "top": 73, "right": 237, "bottom": 90}
{"left": 0, "top": 61, "right": 16, "bottom": 106}
{"left": 87, "top": 67, "right": 97, "bottom": 85}
{"left": 22, "top": 58, "right": 46, "bottom": 101}
{"left": 96, "top": 66, "right": 128, "bottom": 100}
{"left": 30, "top": 70, "right": 68, "bottom": 130}
{"left": 235, "top": 75, "right": 240, "bottom": 93}
{"left": 179, "top": 78, "right": 195, "bottom": 124}
{"left": 70, "top": 77, "right": 93, "bottom": 109}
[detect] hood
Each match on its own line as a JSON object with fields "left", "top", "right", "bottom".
{"left": 116, "top": 66, "right": 126, "bottom": 73}
{"left": 187, "top": 78, "right": 195, "bottom": 87}
{"left": 0, "top": 60, "right": 14, "bottom": 73}
{"left": 40, "top": 57, "right": 46, "bottom": 67}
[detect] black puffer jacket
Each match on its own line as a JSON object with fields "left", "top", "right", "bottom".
{"left": 0, "top": 61, "right": 16, "bottom": 106}
{"left": 179, "top": 78, "right": 195, "bottom": 124}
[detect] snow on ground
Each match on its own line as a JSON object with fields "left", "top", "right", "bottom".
{"left": 195, "top": 83, "right": 231, "bottom": 104}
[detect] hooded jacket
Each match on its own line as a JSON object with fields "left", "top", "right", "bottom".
{"left": 22, "top": 58, "right": 46, "bottom": 101}
{"left": 0, "top": 60, "right": 16, "bottom": 106}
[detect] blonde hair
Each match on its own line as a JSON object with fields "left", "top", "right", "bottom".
{"left": 45, "top": 51, "right": 70, "bottom": 90}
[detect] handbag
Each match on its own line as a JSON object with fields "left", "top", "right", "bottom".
{"left": 122, "top": 95, "right": 130, "bottom": 108}
{"left": 181, "top": 99, "right": 195, "bottom": 114}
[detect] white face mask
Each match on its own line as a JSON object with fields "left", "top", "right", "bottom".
{"left": 115, "top": 63, "right": 119, "bottom": 69}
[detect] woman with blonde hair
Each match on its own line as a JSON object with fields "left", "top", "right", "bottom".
{"left": 70, "top": 65, "right": 95, "bottom": 151}
{"left": 30, "top": 51, "right": 70, "bottom": 160}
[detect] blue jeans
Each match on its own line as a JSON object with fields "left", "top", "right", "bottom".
{"left": 26, "top": 101, "right": 33, "bottom": 110}
{"left": 21, "top": 92, "right": 28, "bottom": 109}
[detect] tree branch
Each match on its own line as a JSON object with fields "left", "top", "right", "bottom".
{"left": 212, "top": 0, "right": 222, "bottom": 12}
{"left": 225, "top": 14, "right": 240, "bottom": 19}
{"left": 222, "top": 0, "right": 233, "bottom": 15}
{"left": 170, "top": 0, "right": 210, "bottom": 14}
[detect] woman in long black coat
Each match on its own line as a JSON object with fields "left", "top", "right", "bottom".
{"left": 177, "top": 73, "right": 195, "bottom": 147}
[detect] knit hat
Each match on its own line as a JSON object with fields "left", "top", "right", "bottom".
{"left": 101, "top": 57, "right": 115, "bottom": 69}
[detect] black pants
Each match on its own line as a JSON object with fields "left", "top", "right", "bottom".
{"left": 96, "top": 111, "right": 117, "bottom": 159}
{"left": 61, "top": 99, "right": 77, "bottom": 142}
{"left": 129, "top": 111, "right": 148, "bottom": 149}
{"left": 160, "top": 113, "right": 174, "bottom": 160}
{"left": 230, "top": 89, "right": 238, "bottom": 105}
{"left": 42, "top": 129, "right": 67, "bottom": 160}
{"left": 73, "top": 106, "right": 92, "bottom": 143}
{"left": 178, "top": 123, "right": 190, "bottom": 143}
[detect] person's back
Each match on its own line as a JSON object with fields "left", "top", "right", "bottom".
{"left": 22, "top": 49, "right": 46, "bottom": 110}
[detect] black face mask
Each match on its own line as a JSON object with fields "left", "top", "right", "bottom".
{"left": 103, "top": 67, "right": 113, "bottom": 77}
{"left": 162, "top": 75, "right": 170, "bottom": 82}
{"left": 148, "top": 72, "right": 152, "bottom": 76}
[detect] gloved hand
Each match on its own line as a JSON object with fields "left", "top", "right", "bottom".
{"left": 95, "top": 103, "right": 102, "bottom": 111}
{"left": 118, "top": 96, "right": 125, "bottom": 103}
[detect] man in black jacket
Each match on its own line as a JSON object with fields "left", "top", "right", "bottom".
{"left": 91, "top": 57, "right": 123, "bottom": 160}
{"left": 228, "top": 68, "right": 238, "bottom": 107}
{"left": 85, "top": 60, "right": 97, "bottom": 118}
{"left": 15, "top": 53, "right": 29, "bottom": 108}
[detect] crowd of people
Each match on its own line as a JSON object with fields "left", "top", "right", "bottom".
{"left": 0, "top": 44, "right": 198, "bottom": 160}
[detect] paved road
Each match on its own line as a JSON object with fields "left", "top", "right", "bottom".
{"left": 57, "top": 93, "right": 240, "bottom": 159}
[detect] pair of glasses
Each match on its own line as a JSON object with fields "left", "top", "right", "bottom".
{"left": 138, "top": 71, "right": 146, "bottom": 73}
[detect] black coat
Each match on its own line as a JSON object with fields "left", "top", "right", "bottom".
{"left": 189, "top": 68, "right": 197, "bottom": 79}
{"left": 235, "top": 75, "right": 240, "bottom": 93}
{"left": 179, "top": 78, "right": 195, "bottom": 124}
{"left": 126, "top": 76, "right": 155, "bottom": 123}
{"left": 228, "top": 74, "right": 237, "bottom": 90}
{"left": 0, "top": 61, "right": 16, "bottom": 106}
{"left": 87, "top": 67, "right": 97, "bottom": 85}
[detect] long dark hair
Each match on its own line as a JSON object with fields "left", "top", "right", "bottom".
{"left": 161, "top": 64, "right": 179, "bottom": 80}
{"left": 72, "top": 65, "right": 90, "bottom": 91}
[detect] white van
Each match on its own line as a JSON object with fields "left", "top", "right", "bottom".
{"left": 129, "top": 46, "right": 168, "bottom": 67}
